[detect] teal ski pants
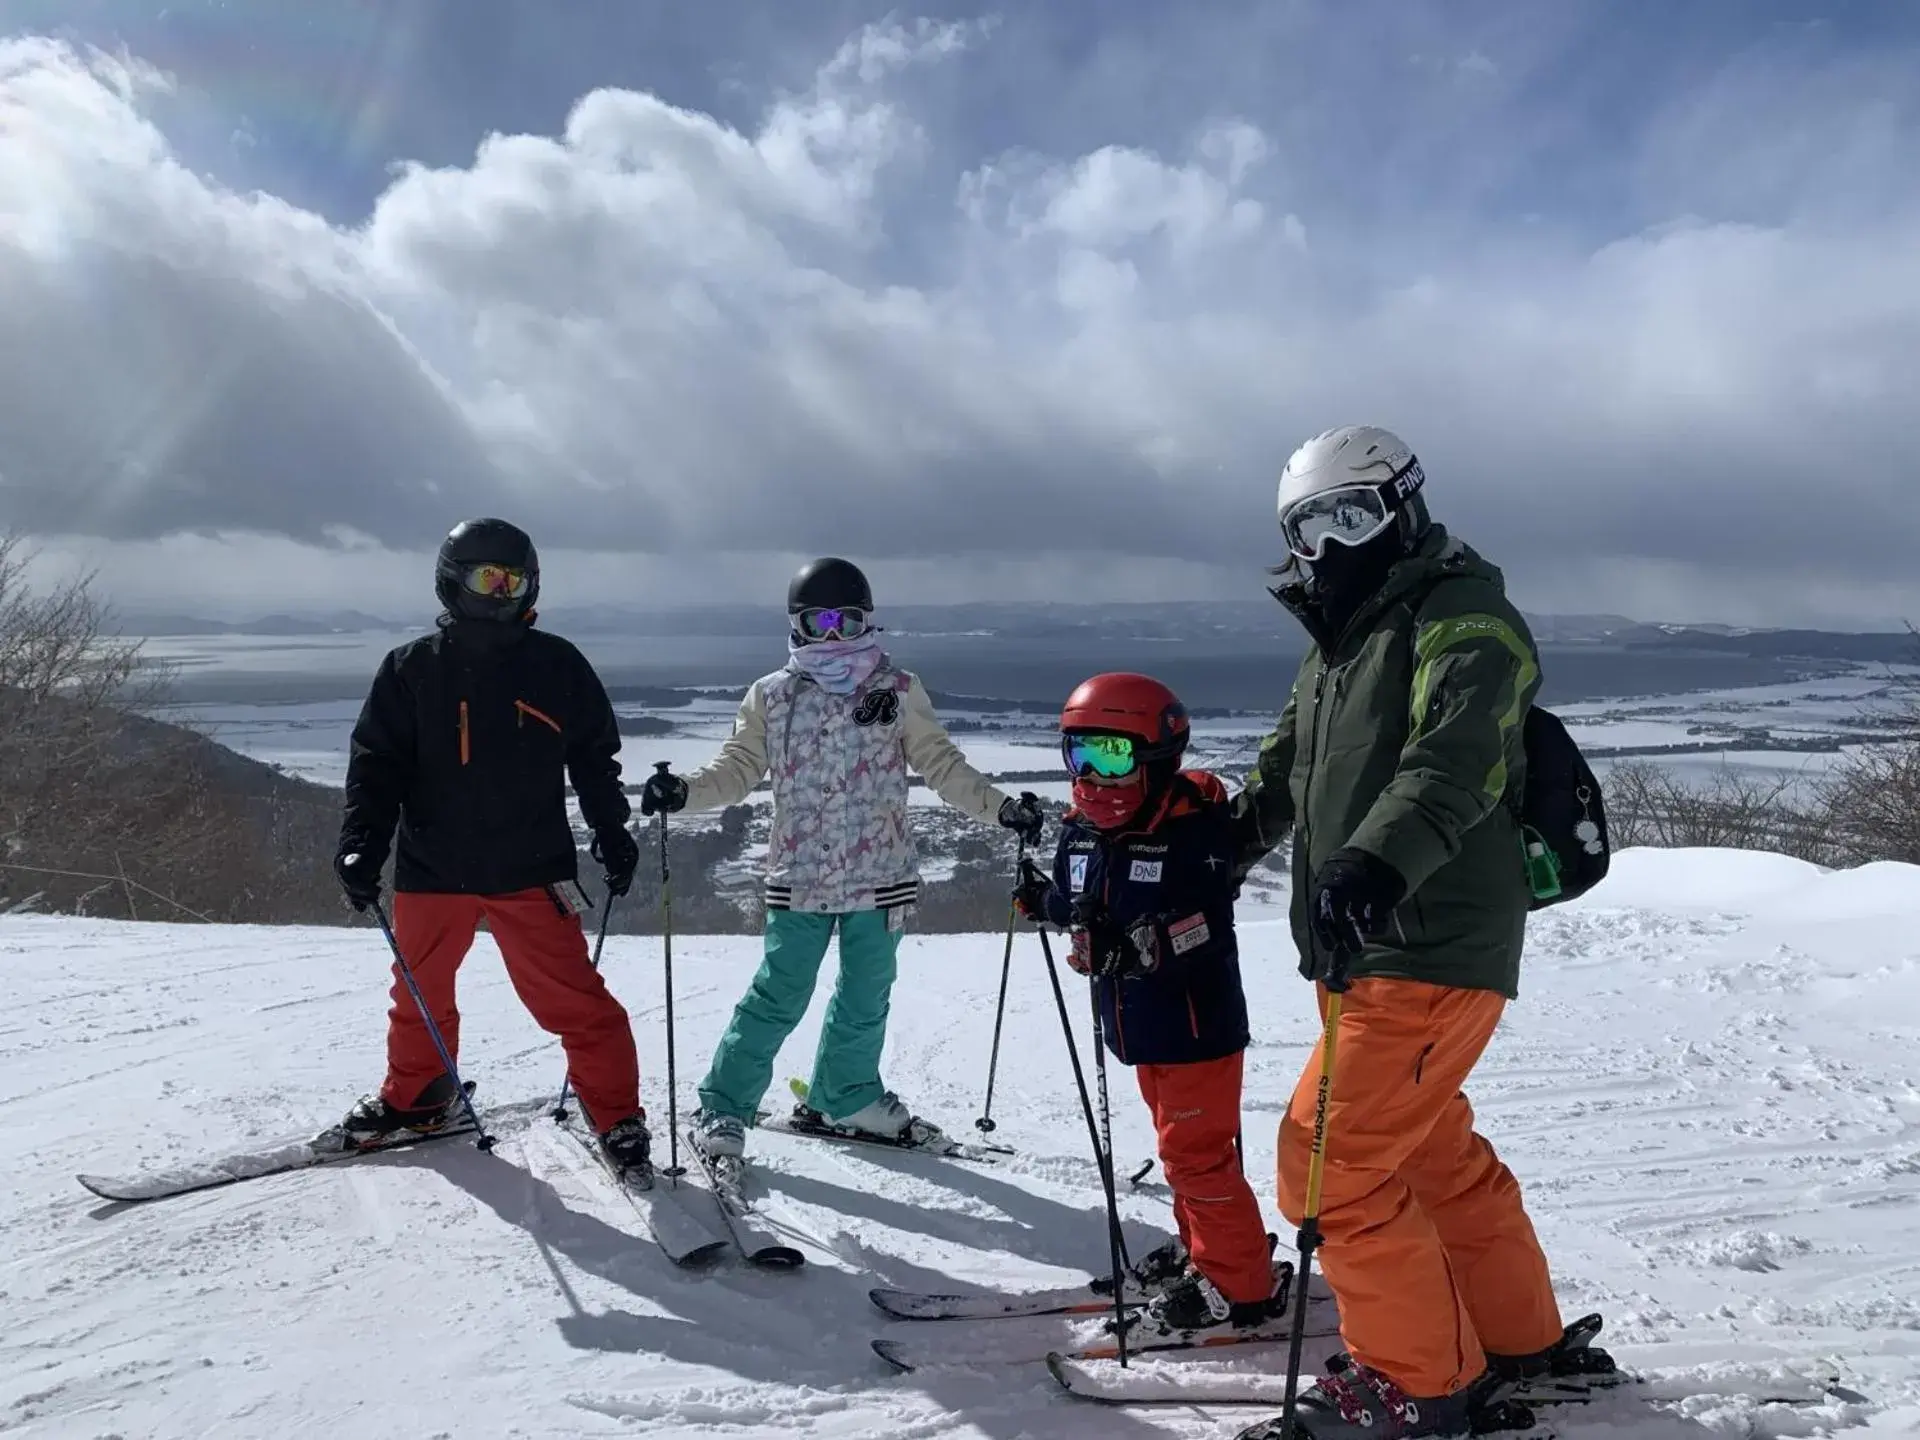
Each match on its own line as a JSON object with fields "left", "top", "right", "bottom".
{"left": 698, "top": 907, "right": 902, "bottom": 1125}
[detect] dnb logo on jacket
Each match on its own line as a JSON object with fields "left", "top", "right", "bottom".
{"left": 852, "top": 689, "right": 901, "bottom": 728}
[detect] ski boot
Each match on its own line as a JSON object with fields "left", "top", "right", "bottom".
{"left": 597, "top": 1112, "right": 653, "bottom": 1189}
{"left": 818, "top": 1091, "right": 911, "bottom": 1137}
{"left": 1097, "top": 1229, "right": 1280, "bottom": 1303}
{"left": 1242, "top": 1362, "right": 1481, "bottom": 1440}
{"left": 1472, "top": 1313, "right": 1619, "bottom": 1425}
{"left": 1142, "top": 1252, "right": 1288, "bottom": 1337}
{"left": 803, "top": 1091, "right": 949, "bottom": 1148}
{"left": 1488, "top": 1313, "right": 1616, "bottom": 1388}
{"left": 689, "top": 1108, "right": 746, "bottom": 1159}
{"left": 337, "top": 1075, "right": 464, "bottom": 1150}
{"left": 1308, "top": 1317, "right": 1619, "bottom": 1437}
{"left": 1092, "top": 1234, "right": 1191, "bottom": 1300}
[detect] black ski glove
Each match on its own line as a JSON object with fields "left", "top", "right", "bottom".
{"left": 1068, "top": 897, "right": 1135, "bottom": 978}
{"left": 1012, "top": 865, "right": 1057, "bottom": 925}
{"left": 591, "top": 826, "right": 640, "bottom": 898}
{"left": 333, "top": 849, "right": 382, "bottom": 913}
{"left": 997, "top": 791, "right": 1046, "bottom": 847}
{"left": 1116, "top": 916, "right": 1165, "bottom": 977}
{"left": 1306, "top": 847, "right": 1407, "bottom": 990}
{"left": 640, "top": 764, "right": 689, "bottom": 817}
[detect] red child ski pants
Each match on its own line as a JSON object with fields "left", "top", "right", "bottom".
{"left": 383, "top": 889, "right": 640, "bottom": 1132}
{"left": 1277, "top": 978, "right": 1562, "bottom": 1399}
{"left": 1137, "top": 1052, "right": 1273, "bottom": 1303}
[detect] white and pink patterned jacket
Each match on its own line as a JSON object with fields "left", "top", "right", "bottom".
{"left": 679, "top": 657, "right": 1010, "bottom": 914}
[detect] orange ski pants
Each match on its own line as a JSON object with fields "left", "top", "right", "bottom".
{"left": 1137, "top": 1052, "right": 1273, "bottom": 1303}
{"left": 1277, "top": 978, "right": 1561, "bottom": 1398}
{"left": 383, "top": 889, "right": 641, "bottom": 1132}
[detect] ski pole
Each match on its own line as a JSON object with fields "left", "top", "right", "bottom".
{"left": 1278, "top": 945, "right": 1349, "bottom": 1440}
{"left": 655, "top": 765, "right": 685, "bottom": 1182}
{"left": 552, "top": 878, "right": 619, "bottom": 1125}
{"left": 1087, "top": 975, "right": 1133, "bottom": 1273}
{"left": 1028, "top": 867, "right": 1130, "bottom": 1366}
{"left": 975, "top": 839, "right": 1026, "bottom": 1134}
{"left": 371, "top": 899, "right": 494, "bottom": 1151}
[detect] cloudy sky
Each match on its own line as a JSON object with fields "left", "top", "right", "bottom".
{"left": 1, "top": 0, "right": 1916, "bottom": 626}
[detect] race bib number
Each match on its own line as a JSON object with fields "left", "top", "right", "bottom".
{"left": 1168, "top": 912, "right": 1211, "bottom": 955}
{"left": 1128, "top": 859, "right": 1163, "bottom": 884}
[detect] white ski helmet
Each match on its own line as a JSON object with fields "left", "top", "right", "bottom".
{"left": 1274, "top": 424, "right": 1431, "bottom": 562}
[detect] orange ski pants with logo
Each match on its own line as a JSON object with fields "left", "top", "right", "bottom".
{"left": 1277, "top": 978, "right": 1562, "bottom": 1398}
{"left": 381, "top": 889, "right": 641, "bottom": 1132}
{"left": 1138, "top": 1052, "right": 1274, "bottom": 1303}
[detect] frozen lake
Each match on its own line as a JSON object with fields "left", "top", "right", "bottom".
{"left": 152, "top": 668, "right": 1908, "bottom": 800}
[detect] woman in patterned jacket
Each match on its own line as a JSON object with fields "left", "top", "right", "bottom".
{"left": 641, "top": 558, "right": 1046, "bottom": 1161}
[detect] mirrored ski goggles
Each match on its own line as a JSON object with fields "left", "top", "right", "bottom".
{"left": 1063, "top": 732, "right": 1140, "bottom": 780}
{"left": 461, "top": 563, "right": 532, "bottom": 599}
{"left": 795, "top": 606, "right": 873, "bottom": 642}
{"left": 1279, "top": 460, "right": 1424, "bottom": 561}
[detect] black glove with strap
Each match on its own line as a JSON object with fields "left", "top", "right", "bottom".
{"left": 998, "top": 791, "right": 1045, "bottom": 847}
{"left": 1068, "top": 897, "right": 1138, "bottom": 978}
{"left": 640, "top": 762, "right": 688, "bottom": 817}
{"left": 1305, "top": 847, "right": 1407, "bottom": 991}
{"left": 591, "top": 826, "right": 640, "bottom": 898}
{"left": 1012, "top": 864, "right": 1055, "bottom": 925}
{"left": 1116, "top": 916, "right": 1166, "bottom": 977}
{"left": 333, "top": 849, "right": 383, "bottom": 913}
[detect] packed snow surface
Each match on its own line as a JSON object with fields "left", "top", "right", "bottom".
{"left": 3, "top": 848, "right": 1918, "bottom": 1437}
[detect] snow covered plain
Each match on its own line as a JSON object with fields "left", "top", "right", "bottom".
{"left": 3, "top": 849, "right": 1918, "bottom": 1438}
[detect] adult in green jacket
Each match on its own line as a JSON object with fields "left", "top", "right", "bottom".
{"left": 1231, "top": 426, "right": 1600, "bottom": 1440}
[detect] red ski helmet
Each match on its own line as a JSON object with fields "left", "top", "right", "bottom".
{"left": 1059, "top": 673, "right": 1190, "bottom": 831}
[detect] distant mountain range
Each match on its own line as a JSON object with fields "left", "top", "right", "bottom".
{"left": 121, "top": 604, "right": 1916, "bottom": 665}
{"left": 123, "top": 610, "right": 403, "bottom": 637}
{"left": 1529, "top": 615, "right": 1916, "bottom": 663}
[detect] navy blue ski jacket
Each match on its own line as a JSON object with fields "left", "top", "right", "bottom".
{"left": 1034, "top": 771, "right": 1250, "bottom": 1067}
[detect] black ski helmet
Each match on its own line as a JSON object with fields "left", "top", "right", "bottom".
{"left": 434, "top": 518, "right": 539, "bottom": 623}
{"left": 787, "top": 557, "right": 873, "bottom": 616}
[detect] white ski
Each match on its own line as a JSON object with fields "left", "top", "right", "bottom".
{"left": 550, "top": 1112, "right": 729, "bottom": 1267}
{"left": 77, "top": 1083, "right": 506, "bottom": 1203}
{"left": 869, "top": 1274, "right": 1154, "bottom": 1321}
{"left": 684, "top": 1127, "right": 806, "bottom": 1269}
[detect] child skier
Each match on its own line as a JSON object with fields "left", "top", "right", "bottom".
{"left": 1013, "top": 672, "right": 1281, "bottom": 1333}
{"left": 640, "top": 557, "right": 1045, "bottom": 1159}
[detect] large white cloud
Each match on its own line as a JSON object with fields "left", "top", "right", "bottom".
{"left": 1, "top": 21, "right": 1917, "bottom": 624}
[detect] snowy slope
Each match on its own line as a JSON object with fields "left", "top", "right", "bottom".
{"left": 2, "top": 849, "right": 1917, "bottom": 1438}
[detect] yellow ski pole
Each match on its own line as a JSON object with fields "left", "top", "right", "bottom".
{"left": 1277, "top": 944, "right": 1348, "bottom": 1440}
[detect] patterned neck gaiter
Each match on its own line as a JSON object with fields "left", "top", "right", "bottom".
{"left": 788, "top": 632, "right": 886, "bottom": 695}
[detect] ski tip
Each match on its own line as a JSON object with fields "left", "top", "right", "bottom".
{"left": 749, "top": 1244, "right": 807, "bottom": 1270}
{"left": 673, "top": 1239, "right": 733, "bottom": 1268}
{"left": 864, "top": 1285, "right": 949, "bottom": 1318}
{"left": 872, "top": 1338, "right": 916, "bottom": 1373}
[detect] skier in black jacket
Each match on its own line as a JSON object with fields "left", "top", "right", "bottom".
{"left": 333, "top": 518, "right": 650, "bottom": 1180}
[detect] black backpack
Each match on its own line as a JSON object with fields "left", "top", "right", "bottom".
{"left": 1518, "top": 706, "right": 1609, "bottom": 909}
